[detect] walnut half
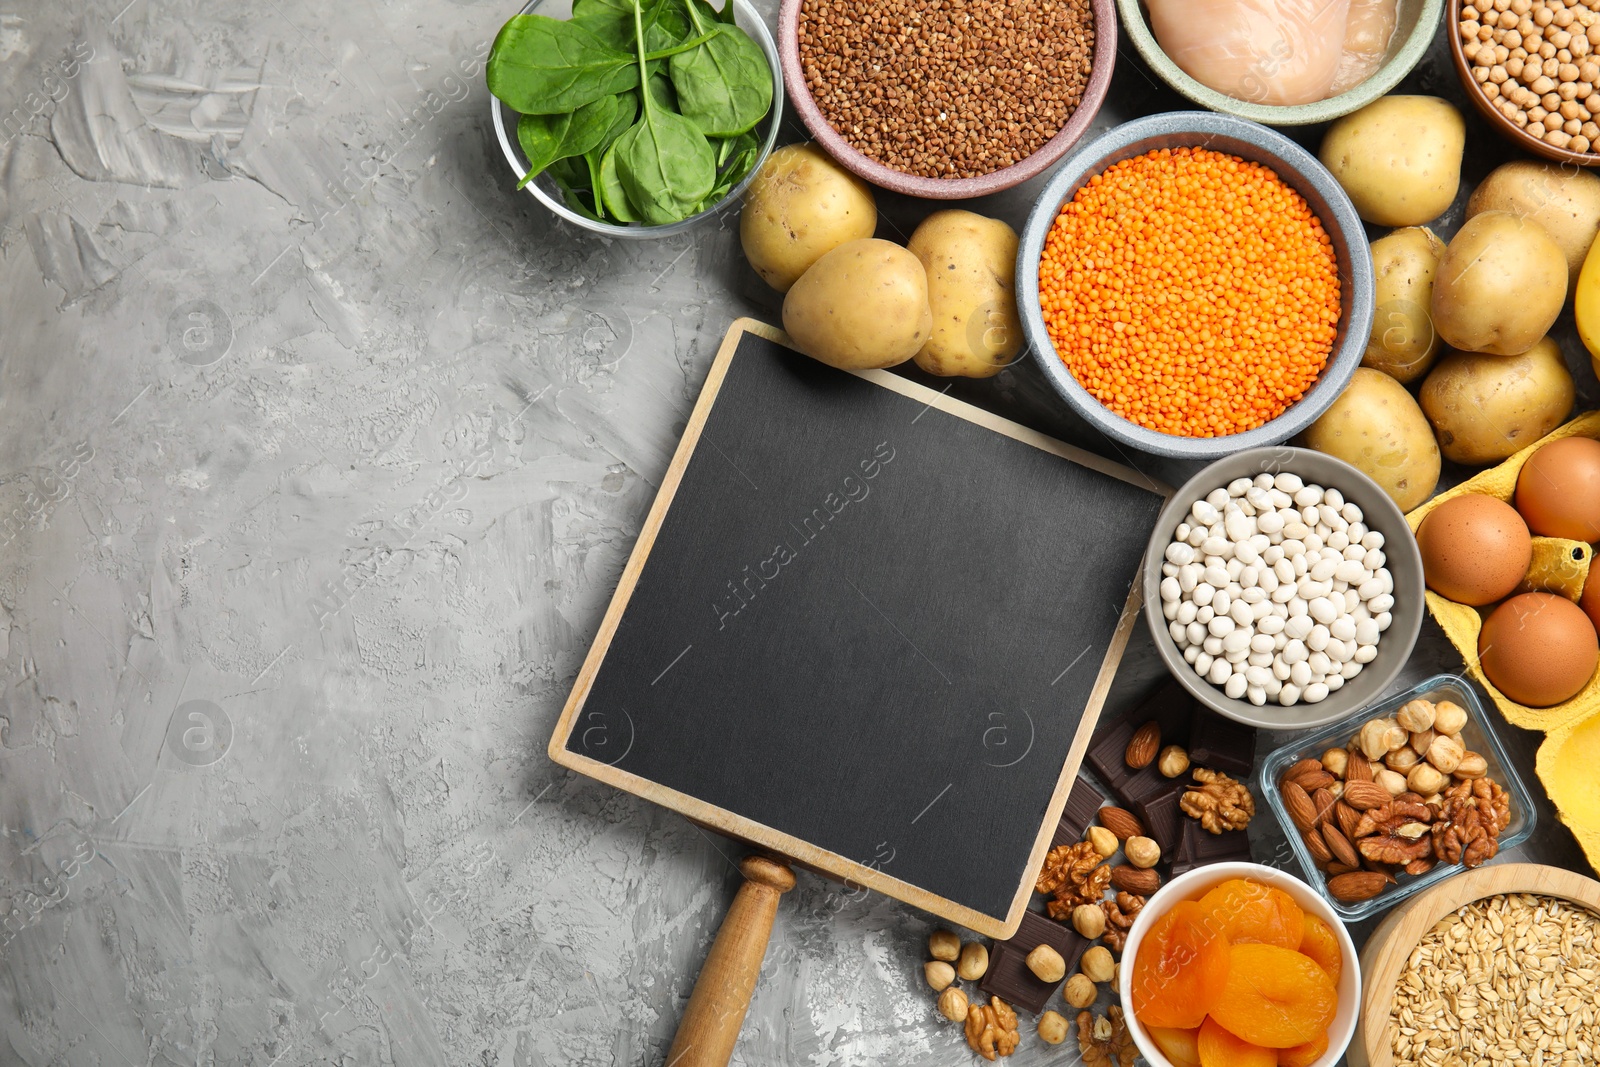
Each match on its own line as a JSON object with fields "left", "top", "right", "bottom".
{"left": 965, "top": 996, "right": 1020, "bottom": 1060}
{"left": 1180, "top": 768, "right": 1256, "bottom": 833}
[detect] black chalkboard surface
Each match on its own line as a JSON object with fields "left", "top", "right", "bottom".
{"left": 550, "top": 321, "right": 1167, "bottom": 936}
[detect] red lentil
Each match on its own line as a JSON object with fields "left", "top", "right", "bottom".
{"left": 1039, "top": 147, "right": 1342, "bottom": 438}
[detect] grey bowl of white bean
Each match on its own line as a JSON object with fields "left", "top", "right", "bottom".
{"left": 1143, "top": 447, "right": 1425, "bottom": 730}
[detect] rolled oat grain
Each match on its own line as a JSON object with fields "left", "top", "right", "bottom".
{"left": 796, "top": 0, "right": 1095, "bottom": 179}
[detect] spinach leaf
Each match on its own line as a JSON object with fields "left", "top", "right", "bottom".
{"left": 616, "top": 0, "right": 715, "bottom": 224}
{"left": 487, "top": 15, "right": 640, "bottom": 115}
{"left": 648, "top": 69, "right": 679, "bottom": 112}
{"left": 569, "top": 0, "right": 633, "bottom": 50}
{"left": 598, "top": 141, "right": 641, "bottom": 222}
{"left": 515, "top": 94, "right": 622, "bottom": 189}
{"left": 712, "top": 129, "right": 758, "bottom": 168}
{"left": 547, "top": 156, "right": 604, "bottom": 220}
{"left": 597, "top": 90, "right": 639, "bottom": 154}
{"left": 669, "top": 2, "right": 772, "bottom": 137}
{"left": 716, "top": 0, "right": 737, "bottom": 25}
{"left": 640, "top": 0, "right": 691, "bottom": 51}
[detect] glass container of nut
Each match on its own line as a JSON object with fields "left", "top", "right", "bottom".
{"left": 1259, "top": 673, "right": 1537, "bottom": 922}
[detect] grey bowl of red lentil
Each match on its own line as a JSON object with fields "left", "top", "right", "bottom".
{"left": 1016, "top": 112, "right": 1375, "bottom": 461}
{"left": 776, "top": 0, "right": 1116, "bottom": 198}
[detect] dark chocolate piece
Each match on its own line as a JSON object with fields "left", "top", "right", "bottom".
{"left": 1051, "top": 776, "right": 1105, "bottom": 848}
{"left": 982, "top": 912, "right": 1087, "bottom": 1014}
{"left": 1131, "top": 779, "right": 1187, "bottom": 856}
{"left": 1169, "top": 818, "right": 1252, "bottom": 877}
{"left": 1085, "top": 679, "right": 1197, "bottom": 804}
{"left": 1187, "top": 709, "right": 1257, "bottom": 778}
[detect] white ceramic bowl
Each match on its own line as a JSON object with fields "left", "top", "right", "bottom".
{"left": 1118, "top": 861, "right": 1361, "bottom": 1067}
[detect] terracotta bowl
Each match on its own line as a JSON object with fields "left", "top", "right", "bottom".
{"left": 1448, "top": 12, "right": 1600, "bottom": 165}
{"left": 775, "top": 0, "right": 1116, "bottom": 198}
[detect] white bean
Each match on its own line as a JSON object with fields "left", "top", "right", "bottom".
{"left": 1258, "top": 615, "right": 1285, "bottom": 636}
{"left": 1334, "top": 560, "right": 1368, "bottom": 584}
{"left": 1257, "top": 511, "right": 1284, "bottom": 536}
{"left": 1202, "top": 537, "right": 1233, "bottom": 559}
{"left": 1212, "top": 590, "right": 1232, "bottom": 616}
{"left": 1208, "top": 616, "right": 1235, "bottom": 638}
{"left": 1197, "top": 606, "right": 1215, "bottom": 625}
{"left": 1363, "top": 549, "right": 1386, "bottom": 572}
{"left": 1247, "top": 685, "right": 1267, "bottom": 706}
{"left": 1306, "top": 624, "right": 1330, "bottom": 652}
{"left": 1310, "top": 558, "right": 1338, "bottom": 582}
{"left": 1303, "top": 682, "right": 1329, "bottom": 704}
{"left": 1227, "top": 477, "right": 1253, "bottom": 497}
{"left": 1368, "top": 593, "right": 1395, "bottom": 614}
{"left": 1355, "top": 618, "right": 1379, "bottom": 646}
{"left": 1186, "top": 621, "right": 1207, "bottom": 645}
{"left": 1163, "top": 599, "right": 1179, "bottom": 621}
{"left": 1230, "top": 602, "right": 1254, "bottom": 627}
{"left": 1191, "top": 500, "right": 1219, "bottom": 525}
{"left": 1274, "top": 472, "right": 1304, "bottom": 492}
{"left": 1203, "top": 635, "right": 1224, "bottom": 656}
{"left": 1326, "top": 674, "right": 1344, "bottom": 692}
{"left": 1177, "top": 601, "right": 1198, "bottom": 625}
{"left": 1279, "top": 683, "right": 1301, "bottom": 706}
{"left": 1284, "top": 615, "right": 1313, "bottom": 641}
{"left": 1250, "top": 633, "right": 1276, "bottom": 653}
{"left": 1194, "top": 652, "right": 1213, "bottom": 676}
{"left": 1290, "top": 660, "right": 1311, "bottom": 688}
{"left": 1282, "top": 639, "right": 1308, "bottom": 665}
{"left": 1207, "top": 658, "right": 1232, "bottom": 684}
{"left": 1224, "top": 673, "right": 1249, "bottom": 699}
{"left": 1193, "top": 583, "right": 1215, "bottom": 607}
{"left": 1170, "top": 620, "right": 1188, "bottom": 643}
{"left": 1184, "top": 643, "right": 1201, "bottom": 664}
{"left": 1262, "top": 545, "right": 1285, "bottom": 566}
{"left": 1326, "top": 638, "right": 1352, "bottom": 664}
{"left": 1330, "top": 617, "right": 1357, "bottom": 643}
{"left": 1307, "top": 650, "right": 1332, "bottom": 677}
{"left": 1293, "top": 485, "right": 1322, "bottom": 507}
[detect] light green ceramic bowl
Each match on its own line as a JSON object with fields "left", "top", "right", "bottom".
{"left": 1116, "top": 0, "right": 1444, "bottom": 125}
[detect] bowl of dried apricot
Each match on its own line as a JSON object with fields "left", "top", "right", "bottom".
{"left": 1120, "top": 862, "right": 1360, "bottom": 1067}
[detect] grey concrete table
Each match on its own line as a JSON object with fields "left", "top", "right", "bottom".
{"left": 0, "top": 2, "right": 1594, "bottom": 1065}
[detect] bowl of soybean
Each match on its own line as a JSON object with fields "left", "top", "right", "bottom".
{"left": 489, "top": 0, "right": 783, "bottom": 237}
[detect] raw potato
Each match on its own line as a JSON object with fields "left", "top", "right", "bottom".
{"left": 782, "top": 238, "right": 932, "bottom": 370}
{"left": 906, "top": 210, "right": 1023, "bottom": 378}
{"left": 1319, "top": 96, "right": 1465, "bottom": 226}
{"left": 1431, "top": 212, "right": 1566, "bottom": 357}
{"left": 1299, "top": 367, "right": 1440, "bottom": 511}
{"left": 1467, "top": 161, "right": 1600, "bottom": 294}
{"left": 740, "top": 143, "right": 877, "bottom": 292}
{"left": 1364, "top": 227, "right": 1445, "bottom": 384}
{"left": 1420, "top": 338, "right": 1576, "bottom": 465}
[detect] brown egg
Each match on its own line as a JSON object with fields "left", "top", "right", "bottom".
{"left": 1583, "top": 565, "right": 1600, "bottom": 639}
{"left": 1515, "top": 437, "right": 1600, "bottom": 542}
{"left": 1416, "top": 494, "right": 1533, "bottom": 606}
{"left": 1479, "top": 592, "right": 1599, "bottom": 707}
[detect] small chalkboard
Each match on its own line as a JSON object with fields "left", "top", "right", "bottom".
{"left": 549, "top": 320, "right": 1167, "bottom": 936}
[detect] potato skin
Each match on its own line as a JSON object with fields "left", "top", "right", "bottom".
{"left": 1319, "top": 96, "right": 1465, "bottom": 227}
{"left": 782, "top": 238, "right": 932, "bottom": 370}
{"left": 1300, "top": 367, "right": 1440, "bottom": 512}
{"left": 1420, "top": 338, "right": 1576, "bottom": 465}
{"left": 1364, "top": 227, "right": 1446, "bottom": 384}
{"left": 1431, "top": 211, "right": 1566, "bottom": 357}
{"left": 740, "top": 143, "right": 877, "bottom": 292}
{"left": 1467, "top": 161, "right": 1600, "bottom": 293}
{"left": 906, "top": 210, "right": 1023, "bottom": 378}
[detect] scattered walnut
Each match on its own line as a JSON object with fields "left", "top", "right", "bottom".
{"left": 1077, "top": 1008, "right": 1135, "bottom": 1067}
{"left": 1357, "top": 818, "right": 1432, "bottom": 865}
{"left": 1353, "top": 797, "right": 1432, "bottom": 839}
{"left": 965, "top": 996, "right": 1020, "bottom": 1060}
{"left": 1108, "top": 1006, "right": 1136, "bottom": 1067}
{"left": 1036, "top": 841, "right": 1101, "bottom": 896}
{"left": 1047, "top": 864, "right": 1113, "bottom": 920}
{"left": 1432, "top": 800, "right": 1498, "bottom": 868}
{"left": 1100, "top": 892, "right": 1143, "bottom": 952}
{"left": 1180, "top": 768, "right": 1255, "bottom": 833}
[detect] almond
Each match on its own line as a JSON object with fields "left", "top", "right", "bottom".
{"left": 1327, "top": 871, "right": 1388, "bottom": 903}
{"left": 1291, "top": 769, "right": 1336, "bottom": 793}
{"left": 1125, "top": 721, "right": 1160, "bottom": 770}
{"left": 1281, "top": 781, "right": 1317, "bottom": 833}
{"left": 1345, "top": 749, "right": 1374, "bottom": 783}
{"left": 1341, "top": 780, "right": 1392, "bottom": 812}
{"left": 1335, "top": 800, "right": 1364, "bottom": 842}
{"left": 1282, "top": 758, "right": 1323, "bottom": 785}
{"left": 1110, "top": 865, "right": 1160, "bottom": 895}
{"left": 1321, "top": 822, "right": 1360, "bottom": 868}
{"left": 1303, "top": 826, "right": 1333, "bottom": 865}
{"left": 1325, "top": 861, "right": 1360, "bottom": 877}
{"left": 1098, "top": 807, "right": 1145, "bottom": 840}
{"left": 1310, "top": 787, "right": 1338, "bottom": 828}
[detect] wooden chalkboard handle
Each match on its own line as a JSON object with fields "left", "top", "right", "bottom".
{"left": 665, "top": 855, "right": 796, "bottom": 1067}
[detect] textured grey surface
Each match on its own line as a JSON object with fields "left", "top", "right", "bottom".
{"left": 0, "top": 3, "right": 1595, "bottom": 1066}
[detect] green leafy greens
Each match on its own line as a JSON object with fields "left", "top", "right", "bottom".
{"left": 488, "top": 0, "right": 773, "bottom": 225}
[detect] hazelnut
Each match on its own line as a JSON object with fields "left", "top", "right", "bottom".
{"left": 1427, "top": 734, "right": 1466, "bottom": 775}
{"left": 1375, "top": 768, "right": 1408, "bottom": 796}
{"left": 1321, "top": 747, "right": 1349, "bottom": 778}
{"left": 1454, "top": 752, "right": 1489, "bottom": 779}
{"left": 957, "top": 942, "right": 989, "bottom": 981}
{"left": 1026, "top": 944, "right": 1067, "bottom": 983}
{"left": 1086, "top": 826, "right": 1119, "bottom": 858}
{"left": 1359, "top": 718, "right": 1407, "bottom": 760}
{"left": 929, "top": 929, "right": 960, "bottom": 962}
{"left": 1432, "top": 701, "right": 1469, "bottom": 736}
{"left": 1081, "top": 946, "right": 1116, "bottom": 983}
{"left": 937, "top": 987, "right": 969, "bottom": 1023}
{"left": 1072, "top": 903, "right": 1107, "bottom": 939}
{"left": 1038, "top": 1010, "right": 1069, "bottom": 1045}
{"left": 1407, "top": 762, "right": 1448, "bottom": 796}
{"left": 1125, "top": 836, "right": 1161, "bottom": 869}
{"left": 1063, "top": 973, "right": 1097, "bottom": 1009}
{"left": 925, "top": 960, "right": 956, "bottom": 992}
{"left": 1385, "top": 746, "right": 1422, "bottom": 773}
{"left": 1408, "top": 727, "right": 1437, "bottom": 755}
{"left": 1157, "top": 745, "right": 1190, "bottom": 778}
{"left": 1395, "top": 699, "right": 1436, "bottom": 733}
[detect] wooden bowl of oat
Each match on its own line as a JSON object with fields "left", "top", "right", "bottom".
{"left": 1349, "top": 862, "right": 1600, "bottom": 1067}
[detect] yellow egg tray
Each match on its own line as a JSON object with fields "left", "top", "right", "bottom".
{"left": 1405, "top": 410, "right": 1600, "bottom": 873}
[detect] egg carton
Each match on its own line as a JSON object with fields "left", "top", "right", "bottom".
{"left": 1405, "top": 409, "right": 1600, "bottom": 874}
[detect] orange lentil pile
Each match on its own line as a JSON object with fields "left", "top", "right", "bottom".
{"left": 1038, "top": 147, "right": 1342, "bottom": 438}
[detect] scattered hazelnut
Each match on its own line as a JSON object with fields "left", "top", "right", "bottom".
{"left": 1086, "top": 826, "right": 1119, "bottom": 858}
{"left": 1384, "top": 746, "right": 1422, "bottom": 773}
{"left": 1081, "top": 946, "right": 1115, "bottom": 983}
{"left": 1157, "top": 745, "right": 1190, "bottom": 778}
{"left": 1454, "top": 751, "right": 1489, "bottom": 779}
{"left": 1321, "top": 747, "right": 1349, "bottom": 778}
{"left": 957, "top": 942, "right": 989, "bottom": 981}
{"left": 1427, "top": 734, "right": 1465, "bottom": 775}
{"left": 1063, "top": 973, "right": 1097, "bottom": 1009}
{"left": 1125, "top": 836, "right": 1161, "bottom": 869}
{"left": 1072, "top": 903, "right": 1107, "bottom": 939}
{"left": 1026, "top": 944, "right": 1067, "bottom": 983}
{"left": 1375, "top": 768, "right": 1408, "bottom": 796}
{"left": 937, "top": 986, "right": 969, "bottom": 1023}
{"left": 929, "top": 929, "right": 960, "bottom": 962}
{"left": 925, "top": 960, "right": 956, "bottom": 992}
{"left": 1432, "top": 701, "right": 1469, "bottom": 736}
{"left": 1038, "top": 1009, "right": 1069, "bottom": 1045}
{"left": 1395, "top": 699, "right": 1436, "bottom": 733}
{"left": 1406, "top": 762, "right": 1448, "bottom": 796}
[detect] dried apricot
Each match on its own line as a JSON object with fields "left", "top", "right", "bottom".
{"left": 1208, "top": 942, "right": 1338, "bottom": 1049}
{"left": 1195, "top": 878, "right": 1305, "bottom": 950}
{"left": 1131, "top": 900, "right": 1232, "bottom": 1029}
{"left": 1297, "top": 913, "right": 1343, "bottom": 987}
{"left": 1147, "top": 1026, "right": 1202, "bottom": 1067}
{"left": 1278, "top": 1031, "right": 1330, "bottom": 1066}
{"left": 1199, "top": 1016, "right": 1276, "bottom": 1067}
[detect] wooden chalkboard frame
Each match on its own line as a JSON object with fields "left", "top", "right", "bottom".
{"left": 548, "top": 319, "right": 1167, "bottom": 938}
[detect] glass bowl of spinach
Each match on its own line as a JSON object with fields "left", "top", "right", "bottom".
{"left": 488, "top": 0, "right": 783, "bottom": 238}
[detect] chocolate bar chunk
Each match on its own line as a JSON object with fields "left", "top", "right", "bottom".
{"left": 1131, "top": 779, "right": 1188, "bottom": 856}
{"left": 1187, "top": 709, "right": 1257, "bottom": 778}
{"left": 981, "top": 912, "right": 1087, "bottom": 1014}
{"left": 1169, "top": 818, "right": 1252, "bottom": 877}
{"left": 1086, "top": 680, "right": 1197, "bottom": 804}
{"left": 1051, "top": 776, "right": 1105, "bottom": 848}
